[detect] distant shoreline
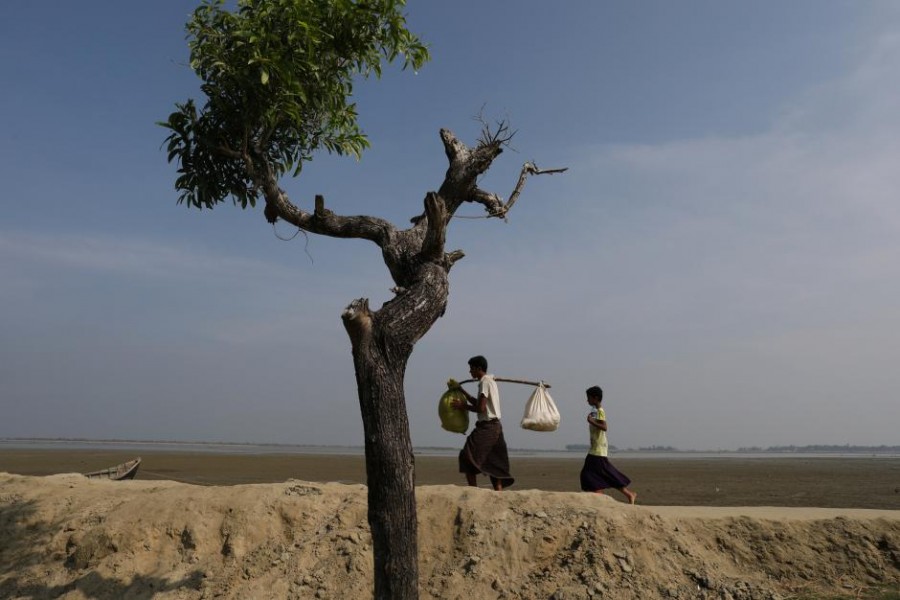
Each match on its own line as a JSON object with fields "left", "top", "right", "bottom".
{"left": 1, "top": 437, "right": 898, "bottom": 459}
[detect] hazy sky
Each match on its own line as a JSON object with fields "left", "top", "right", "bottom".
{"left": 2, "top": 2, "right": 899, "bottom": 451}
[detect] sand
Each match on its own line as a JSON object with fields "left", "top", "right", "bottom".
{"left": 1, "top": 451, "right": 899, "bottom": 599}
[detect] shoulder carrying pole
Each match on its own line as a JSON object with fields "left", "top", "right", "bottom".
{"left": 459, "top": 377, "right": 551, "bottom": 389}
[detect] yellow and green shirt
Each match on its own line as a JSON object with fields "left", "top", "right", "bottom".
{"left": 589, "top": 407, "right": 608, "bottom": 457}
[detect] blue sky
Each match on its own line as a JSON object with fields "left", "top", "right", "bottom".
{"left": 2, "top": 1, "right": 899, "bottom": 451}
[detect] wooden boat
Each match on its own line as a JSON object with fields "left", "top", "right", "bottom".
{"left": 83, "top": 457, "right": 141, "bottom": 480}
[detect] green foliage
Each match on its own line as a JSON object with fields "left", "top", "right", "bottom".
{"left": 160, "top": 0, "right": 429, "bottom": 209}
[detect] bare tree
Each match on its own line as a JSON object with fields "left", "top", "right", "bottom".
{"left": 264, "top": 128, "right": 563, "bottom": 598}
{"left": 161, "top": 2, "right": 563, "bottom": 598}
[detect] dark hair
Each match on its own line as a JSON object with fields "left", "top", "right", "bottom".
{"left": 468, "top": 355, "right": 488, "bottom": 372}
{"left": 586, "top": 386, "right": 603, "bottom": 401}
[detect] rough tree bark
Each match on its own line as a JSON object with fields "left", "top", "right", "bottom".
{"left": 252, "top": 125, "right": 563, "bottom": 600}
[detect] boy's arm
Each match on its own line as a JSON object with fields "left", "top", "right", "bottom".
{"left": 587, "top": 415, "right": 608, "bottom": 431}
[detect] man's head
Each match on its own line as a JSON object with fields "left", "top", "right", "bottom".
{"left": 467, "top": 355, "right": 488, "bottom": 377}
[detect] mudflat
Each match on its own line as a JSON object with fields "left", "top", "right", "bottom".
{"left": 1, "top": 448, "right": 898, "bottom": 509}
{"left": 2, "top": 451, "right": 899, "bottom": 598}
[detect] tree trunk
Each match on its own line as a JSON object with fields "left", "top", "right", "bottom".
{"left": 343, "top": 299, "right": 420, "bottom": 600}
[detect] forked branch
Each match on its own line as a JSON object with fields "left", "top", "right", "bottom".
{"left": 470, "top": 161, "right": 568, "bottom": 219}
{"left": 502, "top": 162, "right": 568, "bottom": 216}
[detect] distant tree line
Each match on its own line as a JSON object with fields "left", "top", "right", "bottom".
{"left": 565, "top": 444, "right": 900, "bottom": 453}
{"left": 737, "top": 444, "right": 900, "bottom": 453}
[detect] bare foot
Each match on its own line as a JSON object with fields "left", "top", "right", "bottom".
{"left": 625, "top": 490, "right": 637, "bottom": 505}
{"left": 592, "top": 490, "right": 605, "bottom": 495}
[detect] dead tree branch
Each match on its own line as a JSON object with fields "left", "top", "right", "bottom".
{"left": 467, "top": 162, "right": 568, "bottom": 219}
{"left": 421, "top": 192, "right": 448, "bottom": 261}
{"left": 476, "top": 115, "right": 517, "bottom": 149}
{"left": 255, "top": 156, "right": 396, "bottom": 248}
{"left": 501, "top": 161, "right": 568, "bottom": 216}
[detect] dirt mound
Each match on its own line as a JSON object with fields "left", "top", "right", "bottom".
{"left": 1, "top": 473, "right": 897, "bottom": 599}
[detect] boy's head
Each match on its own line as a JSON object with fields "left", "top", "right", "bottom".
{"left": 586, "top": 386, "right": 603, "bottom": 405}
{"left": 467, "top": 355, "right": 488, "bottom": 377}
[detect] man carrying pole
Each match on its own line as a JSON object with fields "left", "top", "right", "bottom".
{"left": 452, "top": 355, "right": 515, "bottom": 491}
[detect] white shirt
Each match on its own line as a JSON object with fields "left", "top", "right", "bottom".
{"left": 477, "top": 374, "right": 501, "bottom": 421}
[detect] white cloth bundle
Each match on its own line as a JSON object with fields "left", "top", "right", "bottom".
{"left": 520, "top": 384, "right": 560, "bottom": 432}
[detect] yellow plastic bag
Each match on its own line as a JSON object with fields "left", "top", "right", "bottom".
{"left": 438, "top": 379, "right": 469, "bottom": 434}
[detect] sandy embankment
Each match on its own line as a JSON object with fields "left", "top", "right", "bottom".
{"left": 1, "top": 473, "right": 898, "bottom": 600}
